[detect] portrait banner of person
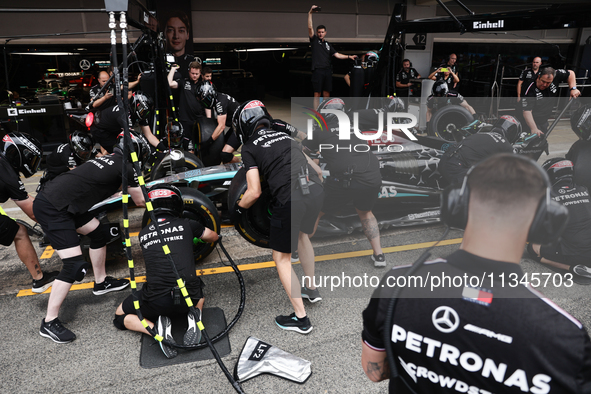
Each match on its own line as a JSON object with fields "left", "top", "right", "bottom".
{"left": 157, "top": 0, "right": 196, "bottom": 80}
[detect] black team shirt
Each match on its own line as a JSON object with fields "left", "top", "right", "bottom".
{"left": 310, "top": 34, "right": 336, "bottom": 70}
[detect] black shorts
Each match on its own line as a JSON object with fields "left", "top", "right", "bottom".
{"left": 311, "top": 68, "right": 333, "bottom": 93}
{"left": 120, "top": 287, "right": 203, "bottom": 322}
{"left": 0, "top": 215, "right": 19, "bottom": 246}
{"left": 33, "top": 194, "right": 96, "bottom": 250}
{"left": 540, "top": 243, "right": 591, "bottom": 268}
{"left": 322, "top": 179, "right": 380, "bottom": 214}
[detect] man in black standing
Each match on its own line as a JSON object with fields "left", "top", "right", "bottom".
{"left": 517, "top": 56, "right": 542, "bottom": 102}
{"left": 89, "top": 71, "right": 115, "bottom": 112}
{"left": 168, "top": 62, "right": 204, "bottom": 150}
{"left": 396, "top": 59, "right": 421, "bottom": 102}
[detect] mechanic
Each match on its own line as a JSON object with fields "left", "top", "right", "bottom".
{"left": 425, "top": 81, "right": 475, "bottom": 126}
{"left": 521, "top": 67, "right": 580, "bottom": 136}
{"left": 196, "top": 81, "right": 240, "bottom": 152}
{"left": 168, "top": 62, "right": 204, "bottom": 150}
{"left": 439, "top": 116, "right": 519, "bottom": 185}
{"left": 396, "top": 59, "right": 421, "bottom": 101}
{"left": 158, "top": 119, "right": 194, "bottom": 153}
{"left": 344, "top": 51, "right": 379, "bottom": 87}
{"left": 566, "top": 104, "right": 591, "bottom": 191}
{"left": 37, "top": 131, "right": 97, "bottom": 192}
{"left": 0, "top": 132, "right": 58, "bottom": 293}
{"left": 305, "top": 98, "right": 386, "bottom": 267}
{"left": 361, "top": 153, "right": 591, "bottom": 393}
{"left": 114, "top": 184, "right": 218, "bottom": 358}
{"left": 439, "top": 53, "right": 458, "bottom": 75}
{"left": 233, "top": 100, "right": 324, "bottom": 334}
{"left": 528, "top": 158, "right": 591, "bottom": 285}
{"left": 34, "top": 131, "right": 148, "bottom": 343}
{"left": 162, "top": 11, "right": 197, "bottom": 80}
{"left": 202, "top": 66, "right": 213, "bottom": 82}
{"left": 308, "top": 5, "right": 357, "bottom": 107}
{"left": 90, "top": 90, "right": 160, "bottom": 155}
{"left": 89, "top": 71, "right": 115, "bottom": 112}
{"left": 517, "top": 56, "right": 542, "bottom": 102}
{"left": 428, "top": 66, "right": 459, "bottom": 90}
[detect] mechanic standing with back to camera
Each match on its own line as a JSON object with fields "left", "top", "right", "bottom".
{"left": 361, "top": 153, "right": 591, "bottom": 392}
{"left": 232, "top": 100, "right": 324, "bottom": 334}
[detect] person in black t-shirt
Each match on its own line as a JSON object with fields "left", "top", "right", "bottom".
{"left": 362, "top": 154, "right": 591, "bottom": 393}
{"left": 233, "top": 100, "right": 324, "bottom": 335}
{"left": 426, "top": 81, "right": 475, "bottom": 124}
{"left": 114, "top": 184, "right": 218, "bottom": 358}
{"left": 168, "top": 62, "right": 204, "bottom": 149}
{"left": 34, "top": 132, "right": 149, "bottom": 344}
{"left": 528, "top": 158, "right": 591, "bottom": 285}
{"left": 0, "top": 132, "right": 58, "bottom": 293}
{"left": 521, "top": 67, "right": 580, "bottom": 136}
{"left": 308, "top": 5, "right": 357, "bottom": 106}
{"left": 89, "top": 71, "right": 115, "bottom": 112}
{"left": 396, "top": 59, "right": 421, "bottom": 100}
{"left": 517, "top": 56, "right": 542, "bottom": 102}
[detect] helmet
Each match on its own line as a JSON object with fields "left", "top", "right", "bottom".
{"left": 69, "top": 131, "right": 96, "bottom": 164}
{"left": 383, "top": 96, "right": 405, "bottom": 112}
{"left": 490, "top": 115, "right": 522, "bottom": 144}
{"left": 233, "top": 100, "right": 272, "bottom": 144}
{"left": 196, "top": 81, "right": 217, "bottom": 109}
{"left": 147, "top": 184, "right": 184, "bottom": 217}
{"left": 365, "top": 51, "right": 379, "bottom": 63}
{"left": 116, "top": 131, "right": 151, "bottom": 166}
{"left": 542, "top": 158, "right": 574, "bottom": 187}
{"left": 166, "top": 120, "right": 184, "bottom": 148}
{"left": 317, "top": 98, "right": 346, "bottom": 130}
{"left": 131, "top": 91, "right": 153, "bottom": 122}
{"left": 432, "top": 80, "right": 449, "bottom": 97}
{"left": 0, "top": 132, "right": 42, "bottom": 178}
{"left": 570, "top": 104, "right": 591, "bottom": 141}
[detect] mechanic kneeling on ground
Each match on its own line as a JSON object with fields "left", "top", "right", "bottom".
{"left": 233, "top": 100, "right": 324, "bottom": 334}
{"left": 114, "top": 184, "right": 218, "bottom": 359}
{"left": 361, "top": 153, "right": 591, "bottom": 393}
{"left": 34, "top": 131, "right": 149, "bottom": 344}
{"left": 566, "top": 104, "right": 591, "bottom": 191}
{"left": 0, "top": 132, "right": 59, "bottom": 293}
{"left": 528, "top": 158, "right": 591, "bottom": 285}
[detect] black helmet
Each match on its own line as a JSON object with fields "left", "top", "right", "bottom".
{"left": 0, "top": 132, "right": 42, "bottom": 178}
{"left": 542, "top": 158, "right": 574, "bottom": 187}
{"left": 233, "top": 100, "right": 272, "bottom": 144}
{"left": 131, "top": 91, "right": 153, "bottom": 122}
{"left": 166, "top": 120, "right": 184, "bottom": 148}
{"left": 196, "top": 81, "right": 217, "bottom": 109}
{"left": 432, "top": 80, "right": 449, "bottom": 97}
{"left": 69, "top": 131, "right": 96, "bottom": 164}
{"left": 570, "top": 104, "right": 591, "bottom": 141}
{"left": 147, "top": 184, "right": 184, "bottom": 217}
{"left": 490, "top": 115, "right": 522, "bottom": 144}
{"left": 317, "top": 98, "right": 346, "bottom": 130}
{"left": 116, "top": 131, "right": 151, "bottom": 166}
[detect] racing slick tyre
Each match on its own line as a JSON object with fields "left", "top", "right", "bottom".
{"left": 428, "top": 104, "right": 474, "bottom": 142}
{"left": 194, "top": 117, "right": 226, "bottom": 167}
{"left": 150, "top": 151, "right": 204, "bottom": 181}
{"left": 141, "top": 187, "right": 220, "bottom": 263}
{"left": 228, "top": 167, "right": 271, "bottom": 249}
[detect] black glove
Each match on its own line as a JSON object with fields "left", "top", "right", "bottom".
{"left": 231, "top": 202, "right": 247, "bottom": 224}
{"left": 156, "top": 141, "right": 168, "bottom": 152}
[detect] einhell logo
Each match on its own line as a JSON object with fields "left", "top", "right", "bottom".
{"left": 18, "top": 108, "right": 47, "bottom": 115}
{"left": 473, "top": 20, "right": 504, "bottom": 29}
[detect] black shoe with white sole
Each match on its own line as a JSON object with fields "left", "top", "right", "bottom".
{"left": 156, "top": 315, "right": 178, "bottom": 358}
{"left": 275, "top": 313, "right": 313, "bottom": 334}
{"left": 93, "top": 276, "right": 130, "bottom": 295}
{"left": 32, "top": 271, "right": 59, "bottom": 293}
{"left": 39, "top": 318, "right": 76, "bottom": 344}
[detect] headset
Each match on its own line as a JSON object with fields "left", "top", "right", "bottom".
{"left": 402, "top": 58, "right": 412, "bottom": 68}
{"left": 440, "top": 154, "right": 568, "bottom": 245}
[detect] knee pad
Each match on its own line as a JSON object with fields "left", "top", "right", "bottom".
{"left": 221, "top": 152, "right": 234, "bottom": 164}
{"left": 113, "top": 314, "right": 128, "bottom": 330}
{"left": 88, "top": 223, "right": 110, "bottom": 249}
{"left": 57, "top": 255, "right": 91, "bottom": 283}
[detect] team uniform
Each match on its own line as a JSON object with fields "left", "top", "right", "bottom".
{"left": 213, "top": 93, "right": 241, "bottom": 150}
{"left": 396, "top": 67, "right": 421, "bottom": 98}
{"left": 439, "top": 132, "right": 514, "bottom": 185}
{"left": 241, "top": 129, "right": 323, "bottom": 253}
{"left": 566, "top": 140, "right": 591, "bottom": 191}
{"left": 362, "top": 249, "right": 591, "bottom": 393}
{"left": 0, "top": 159, "right": 28, "bottom": 246}
{"left": 426, "top": 90, "right": 467, "bottom": 113}
{"left": 173, "top": 76, "right": 204, "bottom": 144}
{"left": 310, "top": 34, "right": 337, "bottom": 93}
{"left": 89, "top": 84, "right": 116, "bottom": 112}
{"left": 519, "top": 68, "right": 540, "bottom": 95}
{"left": 171, "top": 53, "right": 197, "bottom": 81}
{"left": 90, "top": 105, "right": 149, "bottom": 153}
{"left": 36, "top": 144, "right": 78, "bottom": 192}
{"left": 521, "top": 69, "right": 570, "bottom": 134}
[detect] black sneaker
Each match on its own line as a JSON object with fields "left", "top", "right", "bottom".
{"left": 39, "top": 318, "right": 76, "bottom": 343}
{"left": 371, "top": 253, "right": 386, "bottom": 267}
{"left": 32, "top": 271, "right": 59, "bottom": 293}
{"left": 291, "top": 251, "right": 299, "bottom": 263}
{"left": 156, "top": 315, "right": 178, "bottom": 359}
{"left": 93, "top": 276, "right": 130, "bottom": 295}
{"left": 275, "top": 313, "right": 313, "bottom": 334}
{"left": 571, "top": 265, "right": 591, "bottom": 285}
{"left": 301, "top": 286, "right": 322, "bottom": 303}
{"left": 183, "top": 309, "right": 202, "bottom": 346}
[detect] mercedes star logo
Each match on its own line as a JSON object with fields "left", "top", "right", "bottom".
{"left": 432, "top": 306, "right": 460, "bottom": 333}
{"left": 79, "top": 59, "right": 91, "bottom": 70}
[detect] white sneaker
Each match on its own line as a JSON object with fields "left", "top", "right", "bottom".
{"left": 371, "top": 254, "right": 386, "bottom": 268}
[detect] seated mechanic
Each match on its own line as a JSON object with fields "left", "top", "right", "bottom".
{"left": 156, "top": 120, "right": 194, "bottom": 154}
{"left": 34, "top": 131, "right": 148, "bottom": 343}
{"left": 361, "top": 153, "right": 591, "bottom": 393}
{"left": 528, "top": 158, "right": 591, "bottom": 285}
{"left": 566, "top": 104, "right": 591, "bottom": 191}
{"left": 0, "top": 132, "right": 58, "bottom": 293}
{"left": 114, "top": 184, "right": 219, "bottom": 359}
{"left": 426, "top": 80, "right": 475, "bottom": 127}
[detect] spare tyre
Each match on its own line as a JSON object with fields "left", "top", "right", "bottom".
{"left": 150, "top": 150, "right": 204, "bottom": 181}
{"left": 428, "top": 104, "right": 474, "bottom": 142}
{"left": 227, "top": 167, "right": 271, "bottom": 248}
{"left": 141, "top": 186, "right": 220, "bottom": 263}
{"left": 194, "top": 117, "right": 226, "bottom": 166}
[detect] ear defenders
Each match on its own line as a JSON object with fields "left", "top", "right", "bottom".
{"left": 440, "top": 155, "right": 569, "bottom": 244}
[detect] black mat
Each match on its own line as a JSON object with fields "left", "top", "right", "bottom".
{"left": 140, "top": 307, "right": 231, "bottom": 368}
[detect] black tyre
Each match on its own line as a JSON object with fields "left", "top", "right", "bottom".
{"left": 227, "top": 167, "right": 271, "bottom": 248}
{"left": 194, "top": 117, "right": 226, "bottom": 167}
{"left": 428, "top": 105, "right": 474, "bottom": 142}
{"left": 150, "top": 151, "right": 204, "bottom": 180}
{"left": 141, "top": 187, "right": 220, "bottom": 263}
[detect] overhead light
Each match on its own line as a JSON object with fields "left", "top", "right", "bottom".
{"left": 233, "top": 48, "right": 299, "bottom": 53}
{"left": 11, "top": 52, "right": 80, "bottom": 56}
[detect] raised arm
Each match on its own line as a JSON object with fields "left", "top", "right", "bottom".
{"left": 308, "top": 5, "right": 317, "bottom": 38}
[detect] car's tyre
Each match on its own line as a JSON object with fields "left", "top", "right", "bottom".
{"left": 150, "top": 151, "right": 204, "bottom": 180}
{"left": 428, "top": 104, "right": 474, "bottom": 142}
{"left": 227, "top": 167, "right": 271, "bottom": 248}
{"left": 194, "top": 117, "right": 226, "bottom": 166}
